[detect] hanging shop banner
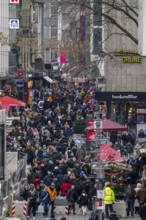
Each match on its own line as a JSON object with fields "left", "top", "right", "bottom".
{"left": 80, "top": 0, "right": 86, "bottom": 42}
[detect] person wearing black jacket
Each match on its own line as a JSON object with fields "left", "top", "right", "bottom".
{"left": 140, "top": 199, "right": 146, "bottom": 220}
{"left": 78, "top": 190, "right": 88, "bottom": 215}
{"left": 27, "top": 184, "right": 38, "bottom": 219}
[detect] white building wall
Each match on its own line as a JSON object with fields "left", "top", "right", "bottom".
{"left": 0, "top": 0, "right": 10, "bottom": 77}
{"left": 138, "top": 0, "right": 146, "bottom": 56}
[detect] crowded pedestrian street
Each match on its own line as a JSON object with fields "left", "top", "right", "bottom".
{"left": 1, "top": 1, "right": 146, "bottom": 220}
{"left": 1, "top": 78, "right": 146, "bottom": 220}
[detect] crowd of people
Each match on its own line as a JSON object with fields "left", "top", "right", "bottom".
{"left": 5, "top": 80, "right": 146, "bottom": 220}
{"left": 6, "top": 82, "right": 97, "bottom": 219}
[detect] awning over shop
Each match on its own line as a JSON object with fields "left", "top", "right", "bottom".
{"left": 43, "top": 76, "right": 54, "bottom": 83}
{"left": 0, "top": 96, "right": 26, "bottom": 111}
{"left": 86, "top": 119, "right": 127, "bottom": 132}
{"left": 100, "top": 144, "right": 123, "bottom": 162}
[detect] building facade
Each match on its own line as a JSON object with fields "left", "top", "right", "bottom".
{"left": 0, "top": 0, "right": 10, "bottom": 83}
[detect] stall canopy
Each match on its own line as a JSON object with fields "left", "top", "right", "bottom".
{"left": 86, "top": 118, "right": 127, "bottom": 132}
{"left": 0, "top": 96, "right": 26, "bottom": 111}
{"left": 100, "top": 144, "right": 123, "bottom": 162}
{"left": 43, "top": 76, "right": 54, "bottom": 83}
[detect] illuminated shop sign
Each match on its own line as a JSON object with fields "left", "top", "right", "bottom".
{"left": 114, "top": 49, "right": 142, "bottom": 63}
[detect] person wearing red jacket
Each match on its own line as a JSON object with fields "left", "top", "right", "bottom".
{"left": 60, "top": 177, "right": 72, "bottom": 197}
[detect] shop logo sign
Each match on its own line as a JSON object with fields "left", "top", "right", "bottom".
{"left": 112, "top": 94, "right": 137, "bottom": 99}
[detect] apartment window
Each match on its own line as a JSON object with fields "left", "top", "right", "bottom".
{"left": 51, "top": 49, "right": 57, "bottom": 62}
{"left": 44, "top": 26, "right": 50, "bottom": 38}
{"left": 93, "top": 27, "right": 102, "bottom": 54}
{"left": 92, "top": 0, "right": 102, "bottom": 55}
{"left": 51, "top": 6, "right": 58, "bottom": 15}
{"left": 51, "top": 27, "right": 58, "bottom": 37}
{"left": 9, "top": 5, "right": 16, "bottom": 18}
{"left": 93, "top": 0, "right": 102, "bottom": 26}
{"left": 44, "top": 50, "right": 50, "bottom": 64}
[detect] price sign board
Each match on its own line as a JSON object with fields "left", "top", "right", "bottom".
{"left": 97, "top": 190, "right": 105, "bottom": 199}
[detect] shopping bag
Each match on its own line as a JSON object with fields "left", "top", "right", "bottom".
{"left": 38, "top": 204, "right": 44, "bottom": 213}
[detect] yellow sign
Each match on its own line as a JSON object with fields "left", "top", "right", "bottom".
{"left": 114, "top": 49, "right": 142, "bottom": 63}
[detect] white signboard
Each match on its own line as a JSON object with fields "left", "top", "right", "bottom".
{"left": 97, "top": 190, "right": 105, "bottom": 199}
{"left": 97, "top": 201, "right": 105, "bottom": 210}
{"left": 9, "top": 19, "right": 19, "bottom": 29}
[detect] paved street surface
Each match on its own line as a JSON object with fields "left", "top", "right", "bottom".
{"left": 25, "top": 213, "right": 141, "bottom": 220}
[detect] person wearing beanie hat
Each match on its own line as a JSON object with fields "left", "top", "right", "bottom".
{"left": 103, "top": 182, "right": 115, "bottom": 219}
{"left": 105, "top": 182, "right": 110, "bottom": 187}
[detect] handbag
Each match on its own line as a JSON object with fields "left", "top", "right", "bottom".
{"left": 38, "top": 204, "right": 44, "bottom": 213}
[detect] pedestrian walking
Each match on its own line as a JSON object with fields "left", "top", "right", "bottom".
{"left": 27, "top": 184, "right": 38, "bottom": 219}
{"left": 66, "top": 185, "right": 76, "bottom": 215}
{"left": 78, "top": 190, "right": 88, "bottom": 215}
{"left": 40, "top": 187, "right": 50, "bottom": 216}
{"left": 140, "top": 198, "right": 146, "bottom": 220}
{"left": 126, "top": 185, "right": 135, "bottom": 217}
{"left": 48, "top": 182, "right": 57, "bottom": 218}
{"left": 103, "top": 182, "right": 115, "bottom": 219}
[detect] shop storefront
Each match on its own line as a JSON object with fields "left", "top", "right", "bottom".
{"left": 95, "top": 92, "right": 146, "bottom": 132}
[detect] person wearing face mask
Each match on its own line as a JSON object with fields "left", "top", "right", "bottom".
{"left": 47, "top": 182, "right": 57, "bottom": 218}
{"left": 27, "top": 184, "right": 38, "bottom": 219}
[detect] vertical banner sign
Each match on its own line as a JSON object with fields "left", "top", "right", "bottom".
{"left": 80, "top": 0, "right": 86, "bottom": 64}
{"left": 10, "top": 0, "right": 20, "bottom": 3}
{"left": 80, "top": 1, "right": 86, "bottom": 42}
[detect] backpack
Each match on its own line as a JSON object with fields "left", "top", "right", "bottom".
{"left": 109, "top": 213, "right": 119, "bottom": 220}
{"left": 66, "top": 190, "right": 75, "bottom": 203}
{"left": 128, "top": 188, "right": 135, "bottom": 199}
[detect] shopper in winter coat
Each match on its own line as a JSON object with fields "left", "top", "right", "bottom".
{"left": 103, "top": 182, "right": 115, "bottom": 219}
{"left": 60, "top": 177, "right": 72, "bottom": 197}
{"left": 27, "top": 184, "right": 38, "bottom": 218}
{"left": 78, "top": 190, "right": 88, "bottom": 215}
{"left": 135, "top": 183, "right": 142, "bottom": 214}
{"left": 137, "top": 184, "right": 146, "bottom": 207}
{"left": 66, "top": 185, "right": 76, "bottom": 215}
{"left": 48, "top": 183, "right": 57, "bottom": 218}
{"left": 41, "top": 188, "right": 50, "bottom": 216}
{"left": 126, "top": 185, "right": 135, "bottom": 217}
{"left": 140, "top": 199, "right": 146, "bottom": 220}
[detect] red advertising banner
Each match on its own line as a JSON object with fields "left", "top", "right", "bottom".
{"left": 87, "top": 120, "right": 94, "bottom": 127}
{"left": 10, "top": 0, "right": 19, "bottom": 3}
{"left": 87, "top": 131, "right": 95, "bottom": 141}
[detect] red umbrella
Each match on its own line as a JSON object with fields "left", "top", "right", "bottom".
{"left": 0, "top": 96, "right": 26, "bottom": 111}
{"left": 100, "top": 144, "right": 123, "bottom": 162}
{"left": 86, "top": 119, "right": 127, "bottom": 132}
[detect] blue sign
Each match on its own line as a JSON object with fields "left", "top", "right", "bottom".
{"left": 98, "top": 137, "right": 109, "bottom": 141}
{"left": 9, "top": 19, "right": 19, "bottom": 29}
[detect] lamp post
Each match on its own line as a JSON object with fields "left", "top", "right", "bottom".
{"left": 94, "top": 107, "right": 105, "bottom": 220}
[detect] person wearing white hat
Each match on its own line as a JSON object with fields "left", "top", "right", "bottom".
{"left": 103, "top": 182, "right": 115, "bottom": 219}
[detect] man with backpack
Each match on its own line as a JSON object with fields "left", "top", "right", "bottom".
{"left": 66, "top": 185, "right": 76, "bottom": 215}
